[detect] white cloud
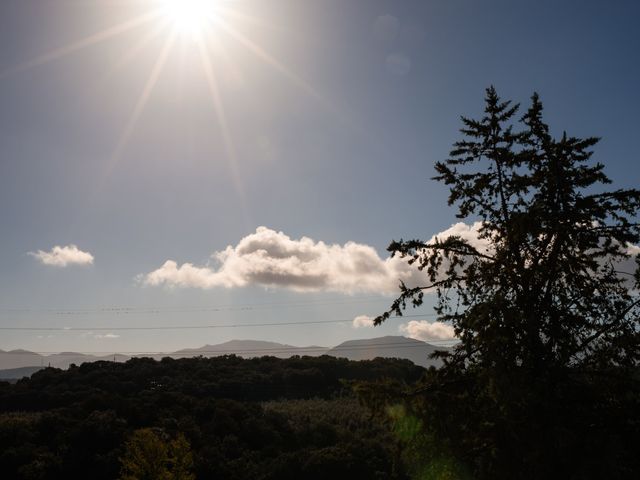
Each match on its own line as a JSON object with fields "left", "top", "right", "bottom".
{"left": 145, "top": 223, "right": 638, "bottom": 296}
{"left": 426, "top": 221, "right": 490, "bottom": 253}
{"left": 372, "top": 14, "right": 399, "bottom": 42}
{"left": 29, "top": 244, "right": 94, "bottom": 267}
{"left": 94, "top": 333, "right": 120, "bottom": 339}
{"left": 620, "top": 244, "right": 639, "bottom": 288}
{"left": 142, "top": 226, "right": 424, "bottom": 294}
{"left": 400, "top": 320, "right": 456, "bottom": 341}
{"left": 352, "top": 315, "right": 375, "bottom": 328}
{"left": 82, "top": 331, "right": 120, "bottom": 340}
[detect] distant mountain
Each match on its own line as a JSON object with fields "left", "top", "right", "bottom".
{"left": 0, "top": 349, "right": 44, "bottom": 369}
{"left": 173, "top": 340, "right": 329, "bottom": 359}
{"left": 0, "top": 336, "right": 453, "bottom": 370}
{"left": 46, "top": 352, "right": 130, "bottom": 369}
{"left": 0, "top": 366, "right": 44, "bottom": 381}
{"left": 0, "top": 350, "right": 130, "bottom": 370}
{"left": 325, "top": 336, "right": 451, "bottom": 368}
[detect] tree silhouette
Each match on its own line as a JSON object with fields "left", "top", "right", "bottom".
{"left": 375, "top": 87, "right": 640, "bottom": 479}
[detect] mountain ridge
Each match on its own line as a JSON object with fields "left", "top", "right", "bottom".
{"left": 0, "top": 336, "right": 454, "bottom": 373}
{"left": 327, "top": 336, "right": 450, "bottom": 368}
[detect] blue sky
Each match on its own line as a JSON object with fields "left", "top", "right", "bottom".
{"left": 0, "top": 0, "right": 638, "bottom": 353}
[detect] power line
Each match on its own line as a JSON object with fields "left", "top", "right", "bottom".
{"left": 0, "top": 313, "right": 438, "bottom": 331}
{"left": 0, "top": 295, "right": 397, "bottom": 315}
{"left": 22, "top": 339, "right": 460, "bottom": 356}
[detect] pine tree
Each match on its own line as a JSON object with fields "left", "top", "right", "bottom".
{"left": 375, "top": 87, "right": 640, "bottom": 479}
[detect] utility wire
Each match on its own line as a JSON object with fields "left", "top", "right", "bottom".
{"left": 0, "top": 313, "right": 438, "bottom": 331}
{"left": 0, "top": 295, "right": 396, "bottom": 315}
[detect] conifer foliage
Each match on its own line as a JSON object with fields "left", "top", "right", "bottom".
{"left": 375, "top": 87, "right": 640, "bottom": 479}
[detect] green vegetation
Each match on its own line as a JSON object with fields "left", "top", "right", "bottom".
{"left": 0, "top": 355, "right": 423, "bottom": 479}
{"left": 119, "top": 428, "right": 194, "bottom": 480}
{"left": 374, "top": 87, "right": 640, "bottom": 479}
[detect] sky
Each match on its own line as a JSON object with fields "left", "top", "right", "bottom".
{"left": 0, "top": 0, "right": 639, "bottom": 354}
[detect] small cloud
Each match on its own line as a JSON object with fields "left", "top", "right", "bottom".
{"left": 29, "top": 244, "right": 94, "bottom": 267}
{"left": 620, "top": 244, "right": 640, "bottom": 287}
{"left": 352, "top": 315, "right": 375, "bottom": 328}
{"left": 372, "top": 14, "right": 400, "bottom": 42}
{"left": 94, "top": 333, "right": 120, "bottom": 340}
{"left": 400, "top": 320, "right": 456, "bottom": 341}
{"left": 386, "top": 53, "right": 411, "bottom": 76}
{"left": 428, "top": 221, "right": 491, "bottom": 253}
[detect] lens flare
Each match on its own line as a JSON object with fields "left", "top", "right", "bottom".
{"left": 161, "top": 0, "right": 217, "bottom": 37}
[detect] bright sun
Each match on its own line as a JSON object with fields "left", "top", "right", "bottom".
{"left": 161, "top": 0, "right": 217, "bottom": 36}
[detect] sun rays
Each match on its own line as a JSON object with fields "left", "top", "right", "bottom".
{"left": 112, "top": 31, "right": 178, "bottom": 164}
{"left": 0, "top": 0, "right": 351, "bottom": 212}
{"left": 160, "top": 0, "right": 220, "bottom": 37}
{"left": 0, "top": 11, "right": 164, "bottom": 81}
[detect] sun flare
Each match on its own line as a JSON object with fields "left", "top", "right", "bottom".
{"left": 161, "top": 0, "right": 218, "bottom": 37}
{"left": 0, "top": 0, "right": 335, "bottom": 175}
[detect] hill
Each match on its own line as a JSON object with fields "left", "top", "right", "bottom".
{"left": 0, "top": 336, "right": 453, "bottom": 370}
{"left": 172, "top": 339, "right": 329, "bottom": 358}
{"left": 326, "top": 335, "right": 451, "bottom": 368}
{"left": 0, "top": 349, "right": 130, "bottom": 370}
{"left": 0, "top": 349, "right": 43, "bottom": 369}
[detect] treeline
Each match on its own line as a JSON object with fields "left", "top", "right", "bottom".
{"left": 0, "top": 355, "right": 424, "bottom": 479}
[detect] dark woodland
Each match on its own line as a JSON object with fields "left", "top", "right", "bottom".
{"left": 0, "top": 355, "right": 424, "bottom": 479}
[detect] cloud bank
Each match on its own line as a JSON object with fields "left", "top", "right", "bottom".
{"left": 399, "top": 320, "right": 456, "bottom": 341}
{"left": 143, "top": 227, "right": 424, "bottom": 294}
{"left": 29, "top": 245, "right": 94, "bottom": 267}
{"left": 142, "top": 223, "right": 637, "bottom": 295}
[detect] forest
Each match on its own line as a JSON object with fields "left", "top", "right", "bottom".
{"left": 0, "top": 355, "right": 425, "bottom": 479}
